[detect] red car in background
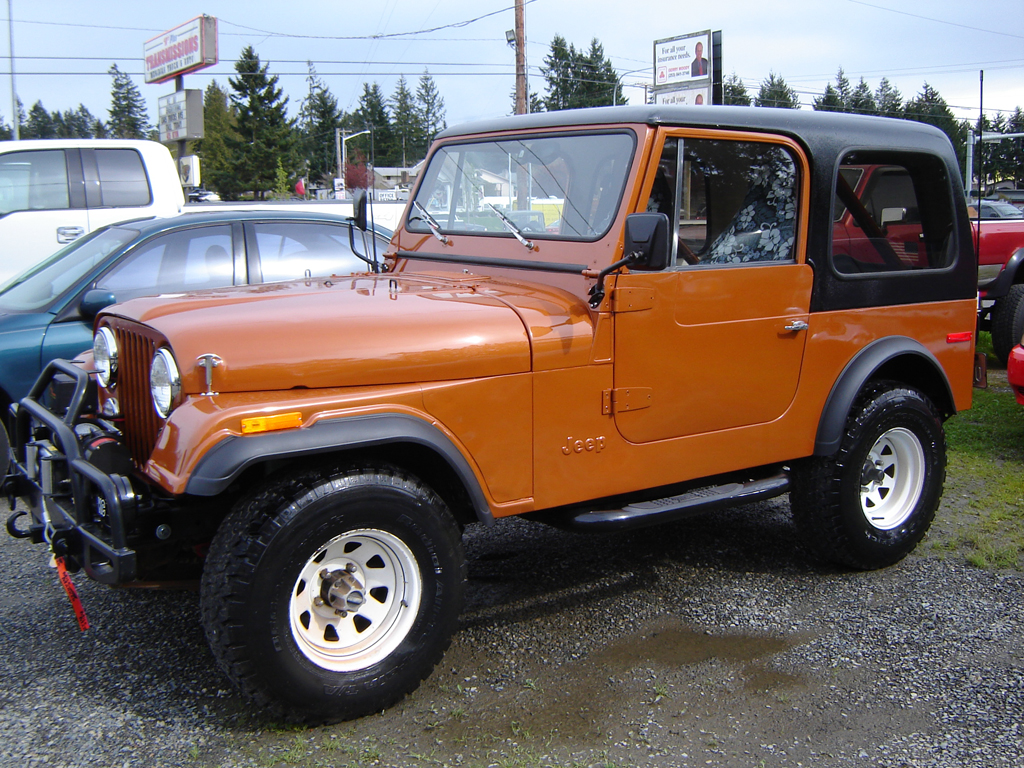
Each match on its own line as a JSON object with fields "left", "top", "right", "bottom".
{"left": 1009, "top": 338, "right": 1024, "bottom": 405}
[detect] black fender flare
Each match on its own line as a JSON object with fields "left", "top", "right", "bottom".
{"left": 979, "top": 247, "right": 1024, "bottom": 300}
{"left": 185, "top": 412, "right": 494, "bottom": 525}
{"left": 813, "top": 336, "right": 955, "bottom": 456}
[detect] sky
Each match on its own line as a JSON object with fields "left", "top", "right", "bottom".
{"left": 2, "top": 0, "right": 1023, "bottom": 136}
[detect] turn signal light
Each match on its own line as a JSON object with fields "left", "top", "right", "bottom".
{"left": 241, "top": 412, "right": 303, "bottom": 435}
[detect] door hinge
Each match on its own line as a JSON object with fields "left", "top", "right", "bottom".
{"left": 611, "top": 287, "right": 655, "bottom": 312}
{"left": 602, "top": 387, "right": 653, "bottom": 415}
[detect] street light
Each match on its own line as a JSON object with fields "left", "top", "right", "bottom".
{"left": 335, "top": 128, "right": 371, "bottom": 198}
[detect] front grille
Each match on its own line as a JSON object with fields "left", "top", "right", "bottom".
{"left": 105, "top": 318, "right": 165, "bottom": 466}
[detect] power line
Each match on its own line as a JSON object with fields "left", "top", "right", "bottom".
{"left": 844, "top": 0, "right": 1024, "bottom": 40}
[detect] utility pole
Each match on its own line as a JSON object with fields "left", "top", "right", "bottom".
{"left": 8, "top": 0, "right": 17, "bottom": 139}
{"left": 514, "top": 0, "right": 526, "bottom": 115}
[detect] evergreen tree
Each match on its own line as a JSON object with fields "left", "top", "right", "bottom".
{"left": 196, "top": 81, "right": 241, "bottom": 199}
{"left": 390, "top": 75, "right": 425, "bottom": 167}
{"left": 903, "top": 82, "right": 966, "bottom": 164}
{"left": 875, "top": 78, "right": 903, "bottom": 118}
{"left": 0, "top": 112, "right": 11, "bottom": 140}
{"left": 24, "top": 101, "right": 55, "bottom": 139}
{"left": 813, "top": 83, "right": 845, "bottom": 112}
{"left": 578, "top": 39, "right": 623, "bottom": 107}
{"left": 538, "top": 35, "right": 620, "bottom": 111}
{"left": 416, "top": 71, "right": 447, "bottom": 145}
{"left": 56, "top": 105, "right": 101, "bottom": 138}
{"left": 848, "top": 79, "right": 877, "bottom": 116}
{"left": 541, "top": 35, "right": 576, "bottom": 111}
{"left": 226, "top": 46, "right": 297, "bottom": 200}
{"left": 348, "top": 82, "right": 396, "bottom": 169}
{"left": 755, "top": 72, "right": 800, "bottom": 109}
{"left": 723, "top": 73, "right": 751, "bottom": 106}
{"left": 107, "top": 64, "right": 151, "bottom": 138}
{"left": 298, "top": 64, "right": 343, "bottom": 185}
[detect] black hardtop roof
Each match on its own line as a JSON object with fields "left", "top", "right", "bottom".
{"left": 436, "top": 105, "right": 956, "bottom": 160}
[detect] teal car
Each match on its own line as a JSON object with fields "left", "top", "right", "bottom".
{"left": 0, "top": 209, "right": 390, "bottom": 473}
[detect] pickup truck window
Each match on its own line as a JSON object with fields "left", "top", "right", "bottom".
{"left": 832, "top": 156, "right": 956, "bottom": 274}
{"left": 409, "top": 132, "right": 635, "bottom": 242}
{"left": 646, "top": 137, "right": 798, "bottom": 266}
{"left": 0, "top": 149, "right": 70, "bottom": 214}
{"left": 94, "top": 149, "right": 152, "bottom": 208}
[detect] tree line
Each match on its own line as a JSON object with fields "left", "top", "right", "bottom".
{"left": 1, "top": 39, "right": 1021, "bottom": 197}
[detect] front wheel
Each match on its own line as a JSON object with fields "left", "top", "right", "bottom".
{"left": 991, "top": 284, "right": 1024, "bottom": 367}
{"left": 790, "top": 382, "right": 946, "bottom": 570}
{"left": 200, "top": 465, "right": 466, "bottom": 723}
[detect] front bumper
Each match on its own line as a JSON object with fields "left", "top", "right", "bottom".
{"left": 6, "top": 359, "right": 138, "bottom": 583}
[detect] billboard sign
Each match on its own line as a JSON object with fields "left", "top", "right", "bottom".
{"left": 158, "top": 89, "right": 205, "bottom": 142}
{"left": 654, "top": 86, "right": 712, "bottom": 106}
{"left": 144, "top": 16, "right": 218, "bottom": 84}
{"left": 654, "top": 30, "right": 712, "bottom": 90}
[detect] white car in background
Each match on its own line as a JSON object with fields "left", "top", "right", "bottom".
{"left": 0, "top": 139, "right": 184, "bottom": 284}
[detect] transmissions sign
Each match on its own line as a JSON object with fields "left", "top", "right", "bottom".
{"left": 144, "top": 16, "right": 218, "bottom": 84}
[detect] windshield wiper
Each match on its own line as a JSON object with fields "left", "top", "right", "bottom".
{"left": 486, "top": 204, "right": 535, "bottom": 250}
{"left": 412, "top": 201, "right": 450, "bottom": 246}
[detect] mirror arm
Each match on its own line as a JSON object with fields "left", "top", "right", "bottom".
{"left": 587, "top": 251, "right": 640, "bottom": 309}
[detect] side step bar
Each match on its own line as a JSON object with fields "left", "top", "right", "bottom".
{"left": 569, "top": 472, "right": 790, "bottom": 532}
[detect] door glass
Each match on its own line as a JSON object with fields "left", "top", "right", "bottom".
{"left": 0, "top": 150, "right": 70, "bottom": 214}
{"left": 647, "top": 138, "right": 799, "bottom": 267}
{"left": 251, "top": 221, "right": 365, "bottom": 282}
{"left": 97, "top": 225, "right": 233, "bottom": 301}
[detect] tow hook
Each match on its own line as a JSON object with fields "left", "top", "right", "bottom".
{"left": 6, "top": 509, "right": 33, "bottom": 539}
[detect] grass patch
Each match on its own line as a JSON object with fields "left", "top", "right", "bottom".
{"left": 940, "top": 363, "right": 1024, "bottom": 569}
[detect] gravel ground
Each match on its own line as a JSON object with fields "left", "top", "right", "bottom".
{"left": 1, "top": 490, "right": 1021, "bottom": 768}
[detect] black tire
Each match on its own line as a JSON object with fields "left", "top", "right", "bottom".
{"left": 200, "top": 464, "right": 466, "bottom": 723}
{"left": 991, "top": 284, "right": 1024, "bottom": 367}
{"left": 790, "top": 382, "right": 946, "bottom": 570}
{"left": 0, "top": 420, "right": 9, "bottom": 481}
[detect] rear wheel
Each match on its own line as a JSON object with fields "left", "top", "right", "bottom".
{"left": 790, "top": 382, "right": 945, "bottom": 570}
{"left": 991, "top": 284, "right": 1024, "bottom": 366}
{"left": 0, "top": 420, "right": 9, "bottom": 481}
{"left": 201, "top": 464, "right": 465, "bottom": 723}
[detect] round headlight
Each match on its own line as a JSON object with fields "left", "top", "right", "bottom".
{"left": 93, "top": 327, "right": 118, "bottom": 388}
{"left": 150, "top": 348, "right": 181, "bottom": 418}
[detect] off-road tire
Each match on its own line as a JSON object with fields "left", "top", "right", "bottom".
{"left": 991, "top": 284, "right": 1024, "bottom": 367}
{"left": 200, "top": 463, "right": 466, "bottom": 723}
{"left": 790, "top": 381, "right": 945, "bottom": 570}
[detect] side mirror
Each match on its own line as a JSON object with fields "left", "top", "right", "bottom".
{"left": 880, "top": 207, "right": 906, "bottom": 228}
{"left": 623, "top": 212, "right": 670, "bottom": 271}
{"left": 354, "top": 190, "right": 368, "bottom": 232}
{"left": 79, "top": 289, "right": 116, "bottom": 320}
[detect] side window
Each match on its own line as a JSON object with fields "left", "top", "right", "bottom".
{"left": 96, "top": 225, "right": 234, "bottom": 301}
{"left": 94, "top": 149, "right": 152, "bottom": 207}
{"left": 646, "top": 138, "right": 798, "bottom": 267}
{"left": 832, "top": 154, "right": 955, "bottom": 274}
{"left": 250, "top": 222, "right": 364, "bottom": 282}
{"left": 0, "top": 150, "right": 70, "bottom": 214}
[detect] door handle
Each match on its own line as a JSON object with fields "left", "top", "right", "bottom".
{"left": 784, "top": 320, "right": 809, "bottom": 332}
{"left": 56, "top": 226, "right": 85, "bottom": 244}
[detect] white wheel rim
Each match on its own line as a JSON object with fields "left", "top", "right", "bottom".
{"left": 859, "top": 427, "right": 926, "bottom": 530}
{"left": 289, "top": 528, "right": 422, "bottom": 672}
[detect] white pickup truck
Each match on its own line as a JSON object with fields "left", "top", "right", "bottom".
{"left": 0, "top": 139, "right": 184, "bottom": 284}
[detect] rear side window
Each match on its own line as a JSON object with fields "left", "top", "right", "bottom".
{"left": 94, "top": 149, "right": 152, "bottom": 207}
{"left": 0, "top": 149, "right": 70, "bottom": 214}
{"left": 249, "top": 221, "right": 366, "bottom": 282}
{"left": 832, "top": 154, "right": 956, "bottom": 274}
{"left": 97, "top": 225, "right": 234, "bottom": 301}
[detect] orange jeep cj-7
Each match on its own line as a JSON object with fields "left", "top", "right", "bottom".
{"left": 4, "top": 106, "right": 978, "bottom": 722}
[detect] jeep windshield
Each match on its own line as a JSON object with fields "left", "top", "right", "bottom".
{"left": 408, "top": 131, "right": 635, "bottom": 243}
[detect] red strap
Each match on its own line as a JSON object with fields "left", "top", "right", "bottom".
{"left": 55, "top": 556, "right": 90, "bottom": 632}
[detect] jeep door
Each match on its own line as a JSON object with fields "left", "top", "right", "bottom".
{"left": 611, "top": 132, "right": 813, "bottom": 444}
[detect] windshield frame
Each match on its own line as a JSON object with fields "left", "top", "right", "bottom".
{"left": 407, "top": 129, "right": 638, "bottom": 245}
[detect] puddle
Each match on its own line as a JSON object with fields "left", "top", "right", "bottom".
{"left": 595, "top": 623, "right": 803, "bottom": 668}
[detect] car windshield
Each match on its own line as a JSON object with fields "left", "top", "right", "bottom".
{"left": 409, "top": 131, "right": 636, "bottom": 243}
{"left": 0, "top": 227, "right": 138, "bottom": 312}
{"left": 984, "top": 200, "right": 1024, "bottom": 219}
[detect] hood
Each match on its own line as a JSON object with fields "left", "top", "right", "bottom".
{"left": 103, "top": 273, "right": 541, "bottom": 394}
